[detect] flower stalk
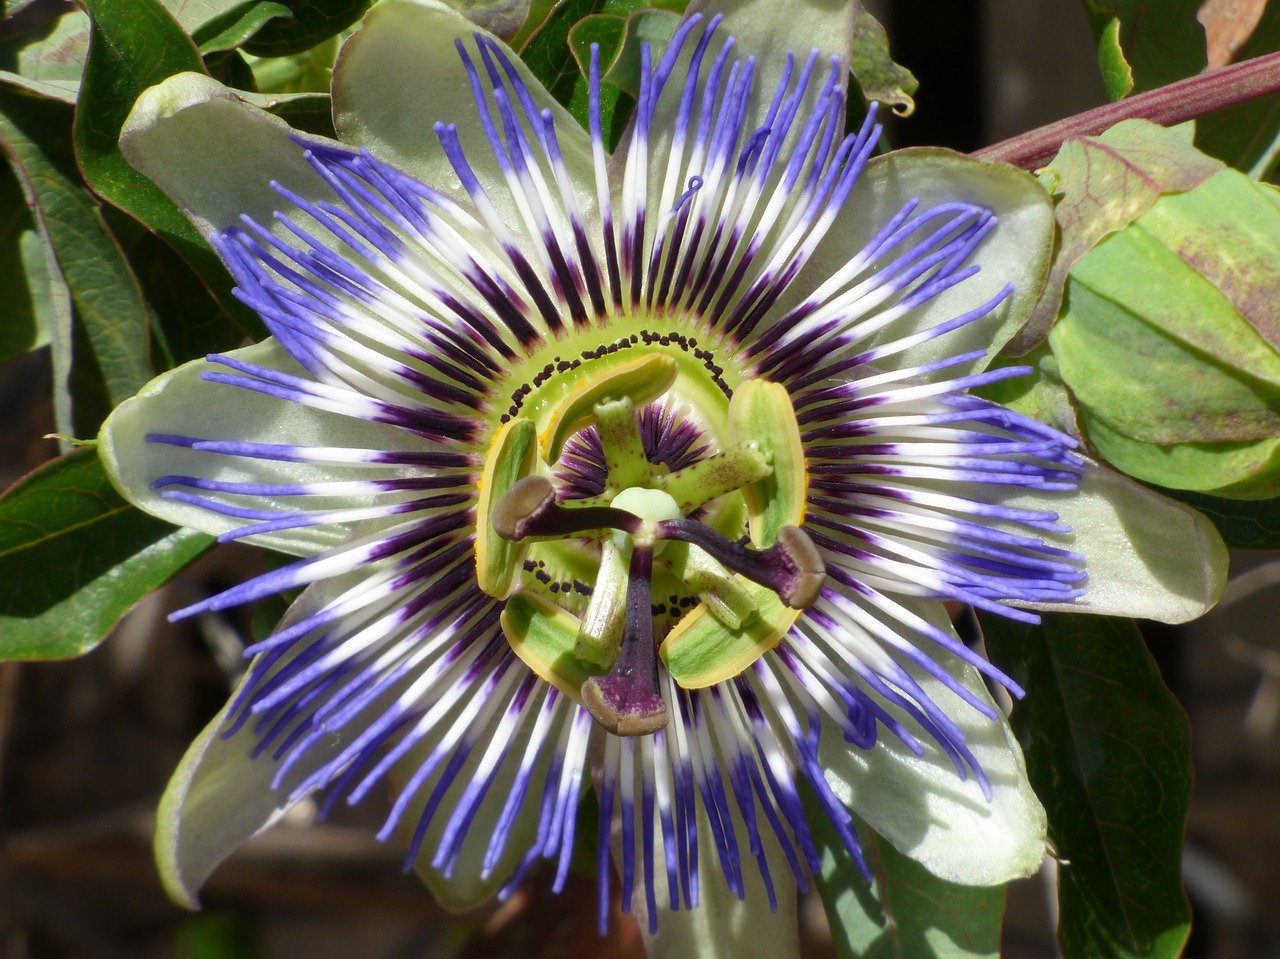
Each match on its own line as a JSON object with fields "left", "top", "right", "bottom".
{"left": 976, "top": 49, "right": 1280, "bottom": 169}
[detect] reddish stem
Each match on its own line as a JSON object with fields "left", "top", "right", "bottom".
{"left": 974, "top": 50, "right": 1280, "bottom": 169}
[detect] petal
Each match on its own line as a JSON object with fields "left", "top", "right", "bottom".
{"left": 791, "top": 149, "right": 1054, "bottom": 376}
{"left": 395, "top": 688, "right": 586, "bottom": 910}
{"left": 820, "top": 643, "right": 1048, "bottom": 887}
{"left": 1009, "top": 460, "right": 1229, "bottom": 624}
{"left": 155, "top": 574, "right": 372, "bottom": 907}
{"left": 626, "top": 803, "right": 801, "bottom": 959}
{"left": 680, "top": 0, "right": 857, "bottom": 124}
{"left": 99, "top": 339, "right": 432, "bottom": 557}
{"left": 333, "top": 0, "right": 596, "bottom": 217}
{"left": 120, "top": 72, "right": 342, "bottom": 240}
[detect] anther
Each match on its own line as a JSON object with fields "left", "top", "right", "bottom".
{"left": 491, "top": 476, "right": 557, "bottom": 541}
{"left": 493, "top": 475, "right": 642, "bottom": 541}
{"left": 655, "top": 519, "right": 825, "bottom": 609}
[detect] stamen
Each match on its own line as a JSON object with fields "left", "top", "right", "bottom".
{"left": 660, "top": 543, "right": 758, "bottom": 630}
{"left": 657, "top": 520, "right": 825, "bottom": 609}
{"left": 581, "top": 544, "right": 669, "bottom": 736}
{"left": 492, "top": 476, "right": 641, "bottom": 541}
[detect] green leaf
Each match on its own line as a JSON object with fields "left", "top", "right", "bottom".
{"left": 1195, "top": 4, "right": 1280, "bottom": 177}
{"left": 850, "top": 7, "right": 917, "bottom": 117}
{"left": 241, "top": 0, "right": 372, "bottom": 57}
{"left": 1081, "top": 0, "right": 1206, "bottom": 99}
{"left": 980, "top": 612, "right": 1192, "bottom": 959}
{"left": 975, "top": 342, "right": 1079, "bottom": 440}
{"left": 242, "top": 38, "right": 340, "bottom": 94}
{"left": 977, "top": 614, "right": 1198, "bottom": 957}
{"left": 813, "top": 813, "right": 1004, "bottom": 959}
{"left": 0, "top": 8, "right": 91, "bottom": 102}
{"left": 0, "top": 86, "right": 153, "bottom": 436}
{"left": 521, "top": 0, "right": 607, "bottom": 115}
{"left": 571, "top": 8, "right": 680, "bottom": 98}
{"left": 0, "top": 447, "right": 213, "bottom": 661}
{"left": 510, "top": 0, "right": 557, "bottom": 48}
{"left": 75, "top": 0, "right": 266, "bottom": 350}
{"left": 1091, "top": 15, "right": 1134, "bottom": 101}
{"left": 0, "top": 159, "right": 50, "bottom": 363}
{"left": 1051, "top": 169, "right": 1280, "bottom": 497}
{"left": 0, "top": 2, "right": 282, "bottom": 101}
{"left": 521, "top": 0, "right": 680, "bottom": 139}
{"left": 567, "top": 12, "right": 629, "bottom": 86}
{"left": 1011, "top": 119, "right": 1222, "bottom": 355}
{"left": 192, "top": 0, "right": 294, "bottom": 54}
{"left": 1160, "top": 487, "right": 1280, "bottom": 549}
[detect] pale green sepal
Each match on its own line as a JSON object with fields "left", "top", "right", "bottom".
{"left": 1005, "top": 460, "right": 1228, "bottom": 624}
{"left": 119, "top": 71, "right": 340, "bottom": 239}
{"left": 396, "top": 706, "right": 559, "bottom": 911}
{"left": 821, "top": 641, "right": 1048, "bottom": 887}
{"left": 629, "top": 802, "right": 800, "bottom": 959}
{"left": 683, "top": 0, "right": 856, "bottom": 116}
{"left": 155, "top": 574, "right": 368, "bottom": 908}
{"left": 156, "top": 691, "right": 284, "bottom": 908}
{"left": 99, "top": 339, "right": 429, "bottom": 558}
{"left": 630, "top": 0, "right": 855, "bottom": 227}
{"left": 790, "top": 149, "right": 1054, "bottom": 378}
{"left": 334, "top": 0, "right": 596, "bottom": 220}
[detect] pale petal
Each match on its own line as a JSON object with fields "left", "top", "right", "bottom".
{"left": 99, "top": 339, "right": 429, "bottom": 557}
{"left": 791, "top": 149, "right": 1055, "bottom": 377}
{"left": 157, "top": 569, "right": 534, "bottom": 909}
{"left": 155, "top": 573, "right": 372, "bottom": 907}
{"left": 120, "top": 72, "right": 342, "bottom": 241}
{"left": 820, "top": 645, "right": 1048, "bottom": 887}
{"left": 627, "top": 804, "right": 801, "bottom": 959}
{"left": 681, "top": 0, "right": 856, "bottom": 123}
{"left": 333, "top": 0, "right": 596, "bottom": 218}
{"left": 1010, "top": 460, "right": 1229, "bottom": 624}
{"left": 394, "top": 700, "right": 571, "bottom": 910}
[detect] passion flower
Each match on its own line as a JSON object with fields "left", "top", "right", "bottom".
{"left": 99, "top": 0, "right": 1227, "bottom": 950}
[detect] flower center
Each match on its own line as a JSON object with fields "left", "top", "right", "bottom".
{"left": 475, "top": 337, "right": 823, "bottom": 735}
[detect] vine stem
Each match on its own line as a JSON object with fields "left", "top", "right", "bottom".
{"left": 974, "top": 50, "right": 1280, "bottom": 169}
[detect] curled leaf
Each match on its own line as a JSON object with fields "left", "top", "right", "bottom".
{"left": 850, "top": 7, "right": 917, "bottom": 116}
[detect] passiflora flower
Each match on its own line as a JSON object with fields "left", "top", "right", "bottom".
{"left": 98, "top": 0, "right": 1226, "bottom": 953}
